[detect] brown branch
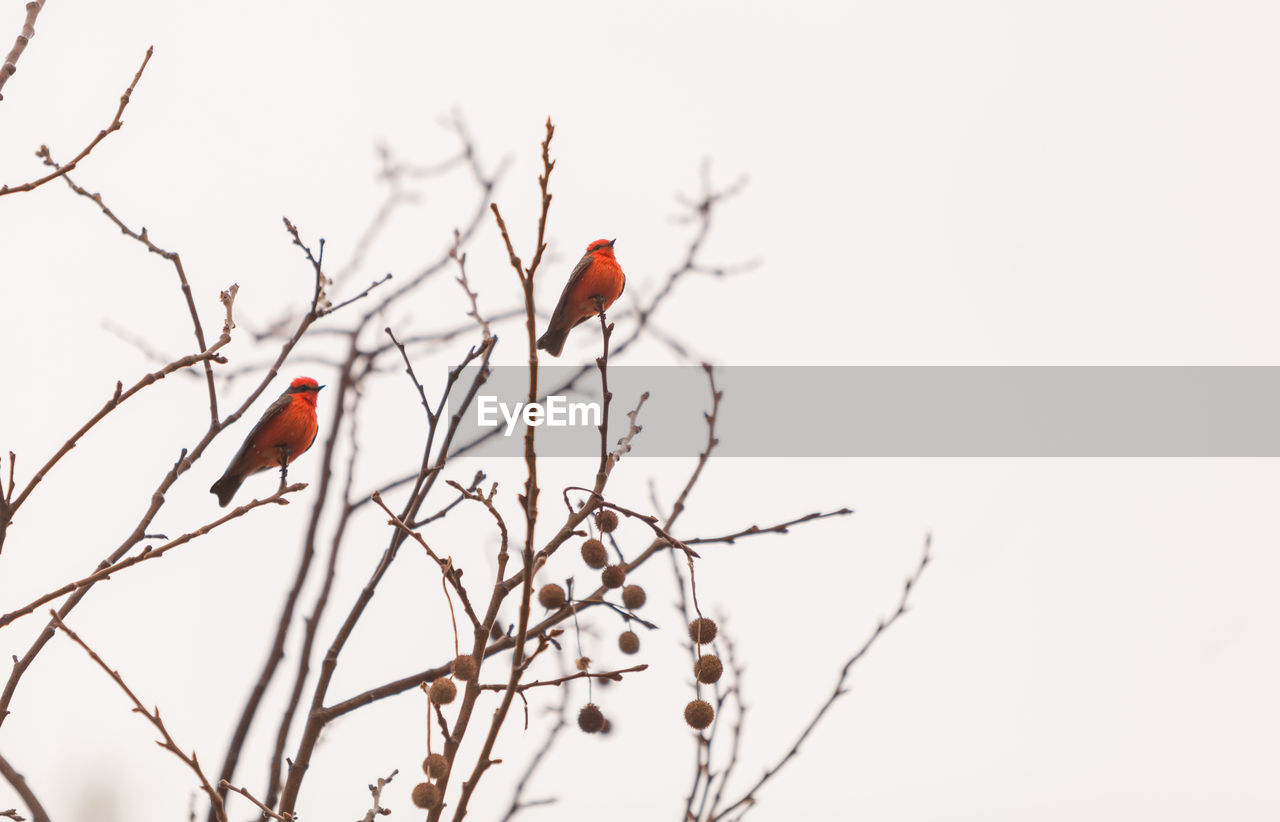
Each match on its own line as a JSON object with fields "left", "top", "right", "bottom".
{"left": 34, "top": 152, "right": 224, "bottom": 424}
{"left": 474, "top": 663, "right": 647, "bottom": 693}
{"left": 357, "top": 770, "right": 397, "bottom": 822}
{"left": 50, "top": 613, "right": 228, "bottom": 822}
{"left": 0, "top": 482, "right": 304, "bottom": 629}
{"left": 410, "top": 471, "right": 486, "bottom": 528}
{"left": 706, "top": 629, "right": 747, "bottom": 821}
{"left": 384, "top": 327, "right": 433, "bottom": 419}
{"left": 684, "top": 508, "right": 854, "bottom": 546}
{"left": 498, "top": 668, "right": 571, "bottom": 822}
{"left": 1, "top": 285, "right": 236, "bottom": 539}
{"left": 559, "top": 492, "right": 700, "bottom": 562}
{"left": 711, "top": 534, "right": 933, "bottom": 821}
{"left": 0, "top": 0, "right": 45, "bottom": 102}
{"left": 371, "top": 491, "right": 482, "bottom": 630}
{"left": 0, "top": 46, "right": 153, "bottom": 195}
{"left": 452, "top": 230, "right": 492, "bottom": 340}
{"left": 218, "top": 781, "right": 292, "bottom": 821}
{"left": 0, "top": 751, "right": 51, "bottom": 822}
{"left": 446, "top": 120, "right": 556, "bottom": 822}
{"left": 322, "top": 273, "right": 393, "bottom": 316}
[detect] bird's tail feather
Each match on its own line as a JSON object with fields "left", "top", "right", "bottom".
{"left": 536, "top": 327, "right": 568, "bottom": 357}
{"left": 210, "top": 473, "right": 243, "bottom": 508}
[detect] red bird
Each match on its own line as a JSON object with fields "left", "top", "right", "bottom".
{"left": 209, "top": 376, "right": 323, "bottom": 507}
{"left": 537, "top": 238, "right": 626, "bottom": 357}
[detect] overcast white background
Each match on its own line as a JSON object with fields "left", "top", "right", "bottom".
{"left": 2, "top": 2, "right": 1279, "bottom": 821}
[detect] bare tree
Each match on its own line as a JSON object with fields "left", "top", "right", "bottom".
{"left": 0, "top": 37, "right": 928, "bottom": 822}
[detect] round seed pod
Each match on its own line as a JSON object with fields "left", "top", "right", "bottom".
{"left": 688, "top": 617, "right": 718, "bottom": 645}
{"left": 451, "top": 654, "right": 479, "bottom": 682}
{"left": 621, "top": 584, "right": 646, "bottom": 610}
{"left": 581, "top": 538, "right": 608, "bottom": 569}
{"left": 490, "top": 621, "right": 504, "bottom": 640}
{"left": 684, "top": 698, "right": 715, "bottom": 730}
{"left": 428, "top": 678, "right": 458, "bottom": 706}
{"left": 601, "top": 564, "right": 627, "bottom": 589}
{"left": 411, "top": 782, "right": 441, "bottom": 809}
{"left": 595, "top": 510, "right": 620, "bottom": 533}
{"left": 694, "top": 654, "right": 724, "bottom": 684}
{"left": 578, "top": 703, "right": 605, "bottom": 733}
{"left": 422, "top": 753, "right": 447, "bottom": 779}
{"left": 537, "top": 583, "right": 567, "bottom": 609}
{"left": 618, "top": 630, "right": 640, "bottom": 654}
{"left": 600, "top": 718, "right": 613, "bottom": 734}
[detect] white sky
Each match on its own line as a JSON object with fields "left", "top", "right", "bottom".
{"left": 2, "top": 2, "right": 1279, "bottom": 821}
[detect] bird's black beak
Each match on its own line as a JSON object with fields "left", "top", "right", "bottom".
{"left": 317, "top": 385, "right": 326, "bottom": 392}
{"left": 607, "top": 238, "right": 616, "bottom": 247}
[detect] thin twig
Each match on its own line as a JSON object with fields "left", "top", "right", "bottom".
{"left": 357, "top": 770, "right": 397, "bottom": 822}
{"left": 685, "top": 509, "right": 854, "bottom": 546}
{"left": 0, "top": 752, "right": 50, "bottom": 822}
{"left": 446, "top": 118, "right": 556, "bottom": 822}
{"left": 1, "top": 482, "right": 304, "bottom": 629}
{"left": 0, "top": 0, "right": 45, "bottom": 102}
{"left": 711, "top": 535, "right": 933, "bottom": 820}
{"left": 372, "top": 491, "right": 482, "bottom": 630}
{"left": 1, "top": 47, "right": 153, "bottom": 195}
{"left": 473, "top": 664, "right": 647, "bottom": 693}
{"left": 50, "top": 613, "right": 228, "bottom": 822}
{"left": 498, "top": 669, "right": 571, "bottom": 822}
{"left": 218, "top": 781, "right": 292, "bottom": 821}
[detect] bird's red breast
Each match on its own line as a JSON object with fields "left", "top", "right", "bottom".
{"left": 536, "top": 239, "right": 627, "bottom": 356}
{"left": 563, "top": 241, "right": 625, "bottom": 324}
{"left": 235, "top": 391, "right": 320, "bottom": 475}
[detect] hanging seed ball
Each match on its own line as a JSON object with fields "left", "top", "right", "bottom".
{"left": 600, "top": 718, "right": 613, "bottom": 734}
{"left": 428, "top": 677, "right": 458, "bottom": 706}
{"left": 618, "top": 630, "right": 640, "bottom": 654}
{"left": 694, "top": 654, "right": 724, "bottom": 684}
{"left": 684, "top": 698, "right": 715, "bottom": 730}
{"left": 581, "top": 538, "right": 608, "bottom": 569}
{"left": 578, "top": 703, "right": 605, "bottom": 733}
{"left": 422, "top": 753, "right": 448, "bottom": 779}
{"left": 601, "top": 564, "right": 627, "bottom": 589}
{"left": 451, "top": 654, "right": 479, "bottom": 682}
{"left": 538, "top": 583, "right": 567, "bottom": 609}
{"left": 621, "top": 584, "right": 646, "bottom": 610}
{"left": 411, "top": 782, "right": 442, "bottom": 809}
{"left": 595, "top": 509, "right": 620, "bottom": 533}
{"left": 688, "top": 617, "right": 718, "bottom": 645}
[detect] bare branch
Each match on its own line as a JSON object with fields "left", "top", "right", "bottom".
{"left": 0, "top": 0, "right": 45, "bottom": 102}
{"left": 474, "top": 663, "right": 648, "bottom": 693}
{"left": 0, "top": 752, "right": 50, "bottom": 822}
{"left": 357, "top": 770, "right": 397, "bottom": 822}
{"left": 685, "top": 508, "right": 854, "bottom": 546}
{"left": 218, "top": 781, "right": 292, "bottom": 821}
{"left": 1, "top": 47, "right": 153, "bottom": 195}
{"left": 711, "top": 535, "right": 933, "bottom": 820}
{"left": 50, "top": 613, "right": 228, "bottom": 822}
{"left": 499, "top": 672, "right": 570, "bottom": 822}
{"left": 0, "top": 482, "right": 305, "bottom": 629}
